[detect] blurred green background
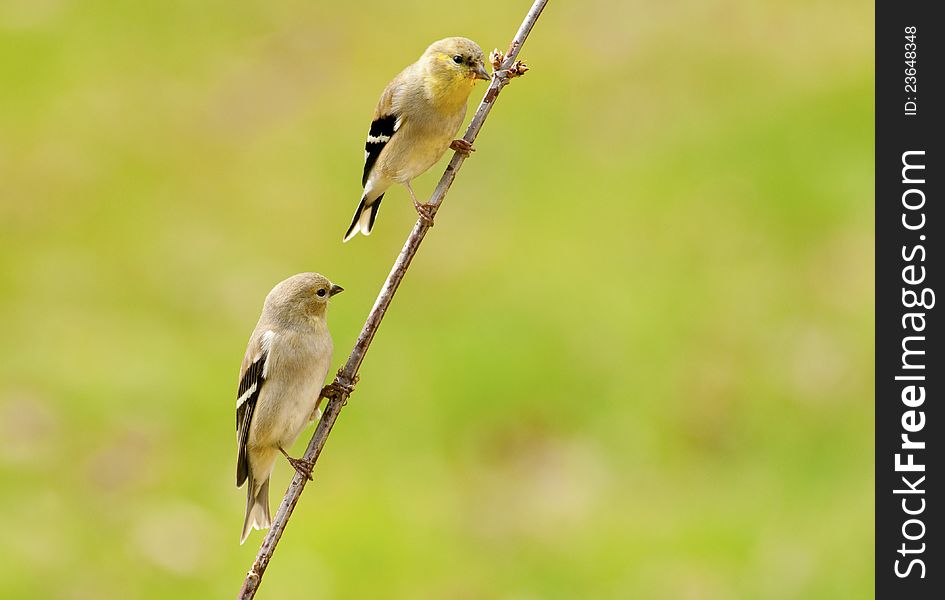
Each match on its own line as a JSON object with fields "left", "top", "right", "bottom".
{"left": 0, "top": 0, "right": 873, "bottom": 598}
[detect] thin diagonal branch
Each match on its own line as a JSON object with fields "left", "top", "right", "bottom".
{"left": 237, "top": 1, "right": 549, "bottom": 596}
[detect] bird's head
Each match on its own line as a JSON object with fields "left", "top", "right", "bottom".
{"left": 266, "top": 272, "right": 344, "bottom": 322}
{"left": 422, "top": 37, "right": 490, "bottom": 85}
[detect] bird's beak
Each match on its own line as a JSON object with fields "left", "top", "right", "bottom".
{"left": 328, "top": 284, "right": 344, "bottom": 297}
{"left": 473, "top": 62, "right": 491, "bottom": 81}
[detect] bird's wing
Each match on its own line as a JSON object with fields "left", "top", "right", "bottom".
{"left": 236, "top": 330, "right": 275, "bottom": 487}
{"left": 362, "top": 77, "right": 404, "bottom": 186}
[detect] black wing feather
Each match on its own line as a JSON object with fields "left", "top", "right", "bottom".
{"left": 362, "top": 114, "right": 398, "bottom": 186}
{"left": 236, "top": 350, "right": 267, "bottom": 487}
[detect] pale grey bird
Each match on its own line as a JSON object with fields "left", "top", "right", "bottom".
{"left": 236, "top": 272, "right": 343, "bottom": 544}
{"left": 343, "top": 36, "right": 490, "bottom": 241}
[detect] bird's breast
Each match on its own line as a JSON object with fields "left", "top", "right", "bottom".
{"left": 248, "top": 329, "right": 332, "bottom": 450}
{"left": 379, "top": 111, "right": 465, "bottom": 183}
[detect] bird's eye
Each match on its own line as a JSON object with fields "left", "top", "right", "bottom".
{"left": 316, "top": 289, "right": 327, "bottom": 297}
{"left": 453, "top": 55, "right": 463, "bottom": 64}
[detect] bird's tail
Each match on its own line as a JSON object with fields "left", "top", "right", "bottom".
{"left": 343, "top": 193, "right": 384, "bottom": 242}
{"left": 240, "top": 475, "right": 271, "bottom": 545}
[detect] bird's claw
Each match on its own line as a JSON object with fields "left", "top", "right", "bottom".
{"left": 322, "top": 377, "right": 357, "bottom": 402}
{"left": 285, "top": 456, "right": 314, "bottom": 481}
{"left": 450, "top": 139, "right": 476, "bottom": 156}
{"left": 279, "top": 447, "right": 314, "bottom": 481}
{"left": 413, "top": 200, "right": 435, "bottom": 227}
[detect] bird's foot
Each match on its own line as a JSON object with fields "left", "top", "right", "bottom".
{"left": 322, "top": 375, "right": 358, "bottom": 402}
{"left": 450, "top": 139, "right": 476, "bottom": 156}
{"left": 412, "top": 200, "right": 436, "bottom": 227}
{"left": 286, "top": 457, "right": 314, "bottom": 481}
{"left": 279, "top": 448, "right": 314, "bottom": 481}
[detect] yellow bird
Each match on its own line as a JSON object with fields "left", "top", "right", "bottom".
{"left": 344, "top": 37, "right": 490, "bottom": 241}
